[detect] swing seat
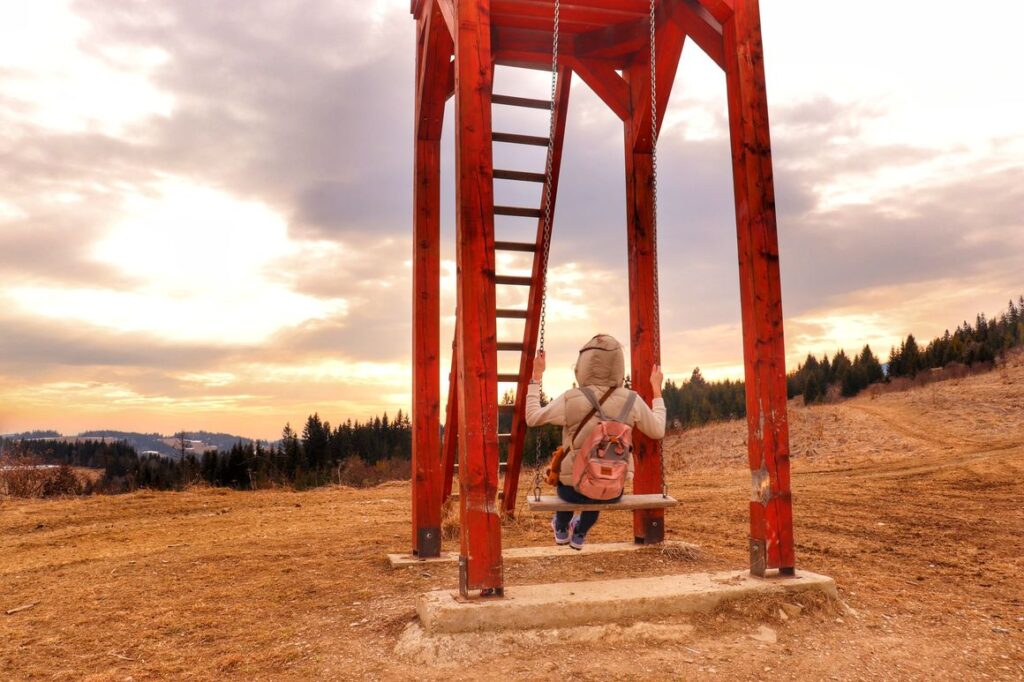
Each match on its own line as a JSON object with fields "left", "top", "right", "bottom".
{"left": 526, "top": 494, "right": 678, "bottom": 513}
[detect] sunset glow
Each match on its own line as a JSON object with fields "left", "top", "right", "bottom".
{"left": 1, "top": 1, "right": 1021, "bottom": 439}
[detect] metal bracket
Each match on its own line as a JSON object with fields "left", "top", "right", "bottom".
{"left": 749, "top": 537, "right": 767, "bottom": 577}
{"left": 458, "top": 556, "right": 469, "bottom": 598}
{"left": 417, "top": 526, "right": 441, "bottom": 558}
{"left": 637, "top": 514, "right": 664, "bottom": 544}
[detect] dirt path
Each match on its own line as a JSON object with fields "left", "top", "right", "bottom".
{"left": 2, "top": 358, "right": 1023, "bottom": 680}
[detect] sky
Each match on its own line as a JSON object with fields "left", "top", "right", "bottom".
{"left": 0, "top": 0, "right": 1021, "bottom": 440}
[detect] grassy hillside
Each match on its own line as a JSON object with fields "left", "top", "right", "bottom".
{"left": 1, "top": 354, "right": 1022, "bottom": 679}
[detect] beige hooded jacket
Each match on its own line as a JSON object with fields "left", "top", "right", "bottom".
{"left": 525, "top": 334, "right": 666, "bottom": 487}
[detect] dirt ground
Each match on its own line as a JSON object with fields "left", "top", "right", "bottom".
{"left": 2, "top": 356, "right": 1023, "bottom": 680}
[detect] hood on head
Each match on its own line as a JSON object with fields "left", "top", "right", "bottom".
{"left": 574, "top": 334, "right": 625, "bottom": 387}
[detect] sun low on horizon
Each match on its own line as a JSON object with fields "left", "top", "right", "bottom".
{"left": 1, "top": 0, "right": 1022, "bottom": 441}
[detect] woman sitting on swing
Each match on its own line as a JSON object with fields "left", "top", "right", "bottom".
{"left": 526, "top": 333, "right": 666, "bottom": 550}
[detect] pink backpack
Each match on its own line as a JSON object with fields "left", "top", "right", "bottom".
{"left": 571, "top": 387, "right": 637, "bottom": 500}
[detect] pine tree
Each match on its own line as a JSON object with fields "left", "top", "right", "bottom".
{"left": 903, "top": 334, "right": 921, "bottom": 376}
{"left": 860, "top": 345, "right": 884, "bottom": 385}
{"left": 802, "top": 374, "right": 821, "bottom": 405}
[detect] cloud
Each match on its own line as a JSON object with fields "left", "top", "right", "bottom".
{"left": 0, "top": 311, "right": 233, "bottom": 375}
{"left": 0, "top": 0, "right": 1021, "bottom": 437}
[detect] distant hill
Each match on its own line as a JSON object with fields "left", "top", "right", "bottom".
{"left": 1, "top": 430, "right": 61, "bottom": 440}
{"left": 2, "top": 430, "right": 257, "bottom": 460}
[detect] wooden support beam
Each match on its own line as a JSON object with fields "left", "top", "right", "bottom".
{"left": 623, "top": 59, "right": 665, "bottom": 545}
{"left": 412, "top": 136, "right": 443, "bottom": 557}
{"left": 671, "top": 0, "right": 725, "bottom": 70}
{"left": 442, "top": 339, "right": 458, "bottom": 503}
{"left": 629, "top": 5, "right": 687, "bottom": 153}
{"left": 454, "top": 0, "right": 504, "bottom": 597}
{"left": 722, "top": 0, "right": 794, "bottom": 576}
{"left": 437, "top": 0, "right": 456, "bottom": 38}
{"left": 416, "top": 0, "right": 455, "bottom": 141}
{"left": 568, "top": 57, "right": 630, "bottom": 121}
{"left": 411, "top": 4, "right": 448, "bottom": 560}
{"left": 695, "top": 0, "right": 734, "bottom": 23}
{"left": 502, "top": 66, "right": 573, "bottom": 518}
{"left": 575, "top": 17, "right": 648, "bottom": 59}
{"left": 493, "top": 0, "right": 646, "bottom": 27}
{"left": 492, "top": 27, "right": 577, "bottom": 67}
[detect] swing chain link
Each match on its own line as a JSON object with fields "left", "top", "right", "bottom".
{"left": 532, "top": 0, "right": 560, "bottom": 503}
{"left": 649, "top": 0, "right": 661, "bottom": 363}
{"left": 537, "top": 0, "right": 559, "bottom": 357}
{"left": 650, "top": 0, "right": 668, "bottom": 499}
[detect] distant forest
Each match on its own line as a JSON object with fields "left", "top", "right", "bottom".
{"left": 789, "top": 296, "right": 1024, "bottom": 405}
{"left": 4, "top": 297, "right": 1021, "bottom": 494}
{"left": 3, "top": 413, "right": 412, "bottom": 493}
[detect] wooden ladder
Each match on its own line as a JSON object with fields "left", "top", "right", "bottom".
{"left": 442, "top": 66, "right": 572, "bottom": 515}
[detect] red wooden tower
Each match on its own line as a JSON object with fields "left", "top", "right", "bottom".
{"left": 410, "top": 0, "right": 795, "bottom": 598}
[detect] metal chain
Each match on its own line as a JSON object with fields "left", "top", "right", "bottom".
{"left": 537, "top": 0, "right": 559, "bottom": 355}
{"left": 532, "top": 0, "right": 560, "bottom": 503}
{"left": 650, "top": 0, "right": 667, "bottom": 499}
{"left": 649, "top": 0, "right": 661, "bottom": 362}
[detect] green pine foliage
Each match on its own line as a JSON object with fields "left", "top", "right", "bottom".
{"left": 8, "top": 297, "right": 1020, "bottom": 494}
{"left": 661, "top": 367, "right": 746, "bottom": 428}
{"left": 791, "top": 297, "right": 1023, "bottom": 405}
{"left": 3, "top": 411, "right": 415, "bottom": 493}
{"left": 789, "top": 344, "right": 884, "bottom": 404}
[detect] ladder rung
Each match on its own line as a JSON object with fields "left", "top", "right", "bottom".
{"left": 495, "top": 206, "right": 542, "bottom": 218}
{"left": 497, "top": 373, "right": 521, "bottom": 383}
{"left": 494, "top": 169, "right": 546, "bottom": 183}
{"left": 498, "top": 432, "right": 512, "bottom": 440}
{"left": 497, "top": 341, "right": 524, "bottom": 352}
{"left": 495, "top": 275, "right": 533, "bottom": 286}
{"left": 492, "top": 132, "right": 549, "bottom": 147}
{"left": 496, "top": 308, "right": 529, "bottom": 319}
{"left": 492, "top": 94, "right": 552, "bottom": 110}
{"left": 494, "top": 240, "right": 537, "bottom": 253}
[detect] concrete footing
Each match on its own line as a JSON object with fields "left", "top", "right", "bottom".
{"left": 387, "top": 541, "right": 697, "bottom": 568}
{"left": 417, "top": 570, "right": 837, "bottom": 633}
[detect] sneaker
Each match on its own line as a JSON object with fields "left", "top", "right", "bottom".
{"left": 551, "top": 515, "right": 570, "bottom": 545}
{"left": 569, "top": 515, "right": 585, "bottom": 550}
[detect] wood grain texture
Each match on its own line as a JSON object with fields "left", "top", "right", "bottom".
{"left": 723, "top": 0, "right": 795, "bottom": 574}
{"left": 454, "top": 0, "right": 504, "bottom": 596}
{"left": 623, "top": 59, "right": 665, "bottom": 544}
{"left": 411, "top": 5, "right": 450, "bottom": 557}
{"left": 441, "top": 340, "right": 458, "bottom": 504}
{"left": 526, "top": 494, "right": 679, "bottom": 512}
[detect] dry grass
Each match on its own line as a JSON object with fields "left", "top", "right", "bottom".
{"left": 0, "top": 452, "right": 87, "bottom": 499}
{"left": 1, "top": 357, "right": 1023, "bottom": 679}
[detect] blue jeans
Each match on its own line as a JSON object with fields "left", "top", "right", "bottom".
{"left": 553, "top": 483, "right": 623, "bottom": 537}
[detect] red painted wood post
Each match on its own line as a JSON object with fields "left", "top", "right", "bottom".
{"left": 411, "top": 0, "right": 452, "bottom": 558}
{"left": 454, "top": 0, "right": 504, "bottom": 596}
{"left": 441, "top": 339, "right": 458, "bottom": 503}
{"left": 501, "top": 66, "right": 572, "bottom": 518}
{"left": 412, "top": 136, "right": 442, "bottom": 557}
{"left": 723, "top": 0, "right": 795, "bottom": 576}
{"left": 623, "top": 59, "right": 665, "bottom": 545}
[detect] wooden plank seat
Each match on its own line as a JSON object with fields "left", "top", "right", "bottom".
{"left": 526, "top": 494, "right": 678, "bottom": 512}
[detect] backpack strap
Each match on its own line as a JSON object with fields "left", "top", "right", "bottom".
{"left": 578, "top": 386, "right": 608, "bottom": 421}
{"left": 615, "top": 391, "right": 638, "bottom": 424}
{"left": 573, "top": 386, "right": 618, "bottom": 443}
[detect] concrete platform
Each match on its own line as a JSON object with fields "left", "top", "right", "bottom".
{"left": 417, "top": 570, "right": 837, "bottom": 633}
{"left": 388, "top": 541, "right": 697, "bottom": 568}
